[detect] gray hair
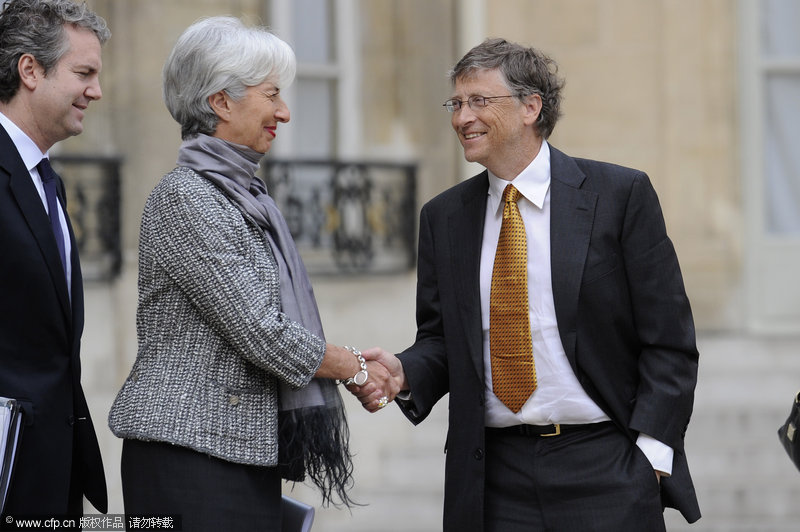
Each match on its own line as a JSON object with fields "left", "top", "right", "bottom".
{"left": 450, "top": 38, "right": 564, "bottom": 139}
{"left": 163, "top": 16, "right": 297, "bottom": 140}
{"left": 0, "top": 0, "right": 110, "bottom": 103}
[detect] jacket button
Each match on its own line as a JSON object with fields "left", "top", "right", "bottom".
{"left": 228, "top": 395, "right": 240, "bottom": 406}
{"left": 474, "top": 448, "right": 484, "bottom": 460}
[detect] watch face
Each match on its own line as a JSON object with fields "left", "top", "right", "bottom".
{"left": 354, "top": 370, "right": 368, "bottom": 386}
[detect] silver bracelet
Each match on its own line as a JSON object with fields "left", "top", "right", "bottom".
{"left": 338, "top": 346, "right": 368, "bottom": 386}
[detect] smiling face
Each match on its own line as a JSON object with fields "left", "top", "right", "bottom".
{"left": 211, "top": 80, "right": 289, "bottom": 154}
{"left": 450, "top": 68, "right": 542, "bottom": 180}
{"left": 27, "top": 25, "right": 103, "bottom": 151}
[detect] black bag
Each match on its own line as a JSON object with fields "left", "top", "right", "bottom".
{"left": 281, "top": 496, "right": 315, "bottom": 532}
{"left": 778, "top": 390, "right": 800, "bottom": 472}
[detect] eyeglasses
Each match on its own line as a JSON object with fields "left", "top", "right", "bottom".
{"left": 442, "top": 95, "right": 516, "bottom": 113}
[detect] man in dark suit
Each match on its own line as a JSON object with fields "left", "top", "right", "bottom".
{"left": 0, "top": 0, "right": 109, "bottom": 517}
{"left": 353, "top": 38, "right": 700, "bottom": 531}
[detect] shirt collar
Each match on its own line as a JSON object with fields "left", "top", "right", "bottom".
{"left": 487, "top": 139, "right": 551, "bottom": 215}
{"left": 0, "top": 111, "right": 48, "bottom": 173}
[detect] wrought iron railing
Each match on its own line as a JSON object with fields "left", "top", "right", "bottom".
{"left": 52, "top": 156, "right": 417, "bottom": 279}
{"left": 52, "top": 154, "right": 122, "bottom": 282}
{"left": 261, "top": 159, "right": 417, "bottom": 275}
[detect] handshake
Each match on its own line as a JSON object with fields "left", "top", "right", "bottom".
{"left": 343, "top": 347, "right": 408, "bottom": 413}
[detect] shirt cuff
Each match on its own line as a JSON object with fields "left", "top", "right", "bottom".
{"left": 635, "top": 433, "right": 674, "bottom": 477}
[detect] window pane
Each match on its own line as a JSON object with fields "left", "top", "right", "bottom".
{"left": 292, "top": 79, "right": 335, "bottom": 158}
{"left": 762, "top": 0, "right": 800, "bottom": 56}
{"left": 764, "top": 74, "right": 800, "bottom": 234}
{"left": 292, "top": 0, "right": 332, "bottom": 63}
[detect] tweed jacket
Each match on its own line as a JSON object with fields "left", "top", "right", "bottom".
{"left": 109, "top": 166, "right": 325, "bottom": 466}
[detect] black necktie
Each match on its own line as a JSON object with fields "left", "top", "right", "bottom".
{"left": 37, "top": 158, "right": 68, "bottom": 281}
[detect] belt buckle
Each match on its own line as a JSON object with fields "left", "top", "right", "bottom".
{"left": 540, "top": 424, "right": 561, "bottom": 437}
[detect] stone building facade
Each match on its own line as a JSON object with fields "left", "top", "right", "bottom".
{"left": 44, "top": 0, "right": 800, "bottom": 529}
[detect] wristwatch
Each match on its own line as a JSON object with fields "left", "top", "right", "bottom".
{"left": 339, "top": 346, "right": 368, "bottom": 386}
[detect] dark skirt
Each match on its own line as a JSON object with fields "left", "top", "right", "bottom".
{"left": 121, "top": 438, "right": 281, "bottom": 531}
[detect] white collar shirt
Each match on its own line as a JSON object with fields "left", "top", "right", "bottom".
{"left": 480, "top": 140, "right": 609, "bottom": 427}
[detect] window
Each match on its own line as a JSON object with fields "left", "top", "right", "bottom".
{"left": 741, "top": 0, "right": 800, "bottom": 331}
{"left": 761, "top": 0, "right": 800, "bottom": 234}
{"left": 265, "top": 0, "right": 360, "bottom": 159}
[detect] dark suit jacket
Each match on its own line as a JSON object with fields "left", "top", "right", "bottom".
{"left": 397, "top": 145, "right": 700, "bottom": 531}
{"left": 0, "top": 124, "right": 107, "bottom": 514}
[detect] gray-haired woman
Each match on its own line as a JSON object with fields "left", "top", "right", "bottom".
{"left": 108, "top": 16, "right": 393, "bottom": 530}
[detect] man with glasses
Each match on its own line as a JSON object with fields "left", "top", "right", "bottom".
{"left": 353, "top": 38, "right": 701, "bottom": 531}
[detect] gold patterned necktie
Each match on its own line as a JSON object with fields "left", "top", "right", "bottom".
{"left": 490, "top": 184, "right": 536, "bottom": 413}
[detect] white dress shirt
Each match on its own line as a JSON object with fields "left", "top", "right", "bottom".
{"left": 479, "top": 140, "right": 673, "bottom": 475}
{"left": 0, "top": 111, "right": 73, "bottom": 298}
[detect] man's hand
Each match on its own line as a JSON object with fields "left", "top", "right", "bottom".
{"left": 345, "top": 347, "right": 407, "bottom": 413}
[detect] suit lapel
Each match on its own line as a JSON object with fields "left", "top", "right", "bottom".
{"left": 444, "top": 151, "right": 597, "bottom": 378}
{"left": 549, "top": 147, "right": 597, "bottom": 369}
{"left": 2, "top": 132, "right": 73, "bottom": 322}
{"left": 448, "top": 172, "right": 489, "bottom": 382}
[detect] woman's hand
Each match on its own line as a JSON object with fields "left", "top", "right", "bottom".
{"left": 346, "top": 347, "right": 407, "bottom": 413}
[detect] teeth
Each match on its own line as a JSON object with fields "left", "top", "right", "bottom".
{"left": 464, "top": 133, "right": 483, "bottom": 139}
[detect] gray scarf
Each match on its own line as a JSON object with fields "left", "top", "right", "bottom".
{"left": 177, "top": 133, "right": 355, "bottom": 507}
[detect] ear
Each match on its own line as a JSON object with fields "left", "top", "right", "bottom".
{"left": 208, "top": 90, "right": 231, "bottom": 122}
{"left": 522, "top": 93, "right": 543, "bottom": 128}
{"left": 18, "top": 53, "right": 43, "bottom": 91}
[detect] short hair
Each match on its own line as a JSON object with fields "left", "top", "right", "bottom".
{"left": 162, "top": 16, "right": 297, "bottom": 140}
{"left": 450, "top": 38, "right": 565, "bottom": 139}
{"left": 0, "top": 0, "right": 110, "bottom": 103}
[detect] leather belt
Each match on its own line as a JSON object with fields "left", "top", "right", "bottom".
{"left": 485, "top": 421, "right": 613, "bottom": 438}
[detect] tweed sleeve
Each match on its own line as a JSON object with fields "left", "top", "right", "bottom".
{"left": 140, "top": 169, "right": 324, "bottom": 387}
